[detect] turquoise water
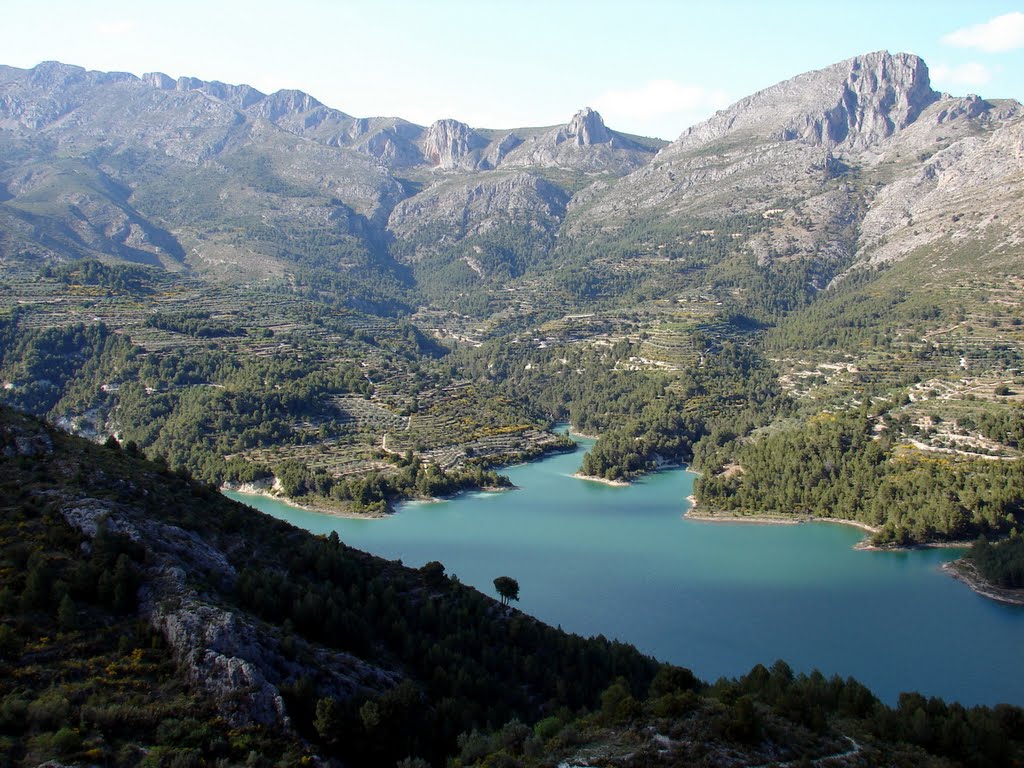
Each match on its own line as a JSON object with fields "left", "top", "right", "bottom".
{"left": 226, "top": 436, "right": 1024, "bottom": 707}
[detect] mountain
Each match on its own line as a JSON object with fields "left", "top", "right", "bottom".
{"left": 3, "top": 46, "right": 1024, "bottom": 766}
{"left": 564, "top": 51, "right": 1023, "bottom": 283}
{"left": 0, "top": 62, "right": 663, "bottom": 306}
{"left": 8, "top": 52, "right": 1019, "bottom": 315}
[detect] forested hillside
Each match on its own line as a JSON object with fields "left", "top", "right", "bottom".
{"left": 2, "top": 406, "right": 1023, "bottom": 767}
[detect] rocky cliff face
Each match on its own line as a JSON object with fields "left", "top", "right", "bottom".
{"left": 857, "top": 107, "right": 1024, "bottom": 266}
{"left": 421, "top": 118, "right": 488, "bottom": 169}
{"left": 671, "top": 51, "right": 938, "bottom": 152}
{"left": 566, "top": 51, "right": 1023, "bottom": 280}
{"left": 388, "top": 172, "right": 569, "bottom": 277}
{"left": 561, "top": 107, "right": 613, "bottom": 146}
{"left": 58, "top": 497, "right": 398, "bottom": 729}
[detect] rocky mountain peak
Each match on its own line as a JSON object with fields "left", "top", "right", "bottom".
{"left": 422, "top": 118, "right": 485, "bottom": 169}
{"left": 673, "top": 51, "right": 939, "bottom": 152}
{"left": 28, "top": 61, "right": 86, "bottom": 88}
{"left": 25, "top": 61, "right": 135, "bottom": 90}
{"left": 561, "top": 107, "right": 611, "bottom": 146}
{"left": 142, "top": 71, "right": 176, "bottom": 90}
{"left": 783, "top": 51, "right": 937, "bottom": 147}
{"left": 248, "top": 89, "right": 326, "bottom": 121}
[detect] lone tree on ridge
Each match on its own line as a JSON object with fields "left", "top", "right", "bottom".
{"left": 493, "top": 576, "right": 520, "bottom": 606}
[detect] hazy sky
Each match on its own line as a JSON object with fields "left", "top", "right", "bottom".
{"left": 6, "top": 1, "right": 1024, "bottom": 139}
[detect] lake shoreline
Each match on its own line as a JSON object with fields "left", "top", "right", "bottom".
{"left": 683, "top": 505, "right": 972, "bottom": 550}
{"left": 222, "top": 489, "right": 389, "bottom": 520}
{"left": 223, "top": 484, "right": 391, "bottom": 519}
{"left": 228, "top": 440, "right": 1024, "bottom": 707}
{"left": 942, "top": 559, "right": 1024, "bottom": 606}
{"left": 683, "top": 508, "right": 804, "bottom": 526}
{"left": 573, "top": 472, "right": 630, "bottom": 487}
{"left": 683, "top": 502, "right": 1021, "bottom": 605}
{"left": 224, "top": 481, "right": 520, "bottom": 519}
{"left": 679, "top": 501, "right": 1024, "bottom": 610}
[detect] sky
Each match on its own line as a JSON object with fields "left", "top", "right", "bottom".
{"left": 6, "top": 1, "right": 1024, "bottom": 140}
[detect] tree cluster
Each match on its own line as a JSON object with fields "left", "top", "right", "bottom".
{"left": 697, "top": 410, "right": 1024, "bottom": 544}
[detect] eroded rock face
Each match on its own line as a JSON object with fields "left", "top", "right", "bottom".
{"left": 3, "top": 52, "right": 1023, "bottom": 307}
{"left": 672, "top": 51, "right": 938, "bottom": 152}
{"left": 499, "top": 108, "right": 658, "bottom": 173}
{"left": 59, "top": 499, "right": 397, "bottom": 729}
{"left": 566, "top": 50, "right": 1024, "bottom": 278}
{"left": 857, "top": 118, "right": 1024, "bottom": 266}
{"left": 388, "top": 172, "right": 569, "bottom": 266}
{"left": 2, "top": 427, "right": 54, "bottom": 457}
{"left": 421, "top": 119, "right": 487, "bottom": 169}
{"left": 560, "top": 107, "right": 612, "bottom": 146}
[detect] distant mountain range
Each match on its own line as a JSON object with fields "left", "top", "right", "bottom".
{"left": 2, "top": 51, "right": 1019, "bottom": 305}
{"left": 0, "top": 60, "right": 660, "bottom": 292}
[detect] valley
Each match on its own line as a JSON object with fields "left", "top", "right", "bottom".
{"left": 1, "top": 46, "right": 1023, "bottom": 765}
{"left": 3, "top": 51, "right": 1024, "bottom": 561}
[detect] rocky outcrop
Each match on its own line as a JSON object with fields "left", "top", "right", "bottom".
{"left": 499, "top": 108, "right": 659, "bottom": 174}
{"left": 247, "top": 88, "right": 326, "bottom": 122}
{"left": 559, "top": 107, "right": 612, "bottom": 146}
{"left": 857, "top": 117, "right": 1024, "bottom": 265}
{"left": 480, "top": 131, "right": 523, "bottom": 169}
{"left": 350, "top": 120, "right": 425, "bottom": 166}
{"left": 387, "top": 172, "right": 570, "bottom": 280}
{"left": 671, "top": 51, "right": 939, "bottom": 152}
{"left": 421, "top": 119, "right": 488, "bottom": 169}
{"left": 171, "top": 76, "right": 266, "bottom": 110}
{"left": 0, "top": 421, "right": 54, "bottom": 457}
{"left": 389, "top": 172, "right": 569, "bottom": 261}
{"left": 564, "top": 49, "right": 1024, "bottom": 281}
{"left": 59, "top": 498, "right": 398, "bottom": 729}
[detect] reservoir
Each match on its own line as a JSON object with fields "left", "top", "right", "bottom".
{"left": 226, "top": 435, "right": 1024, "bottom": 707}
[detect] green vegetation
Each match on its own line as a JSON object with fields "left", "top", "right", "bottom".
{"left": 2, "top": 405, "right": 1023, "bottom": 767}
{"left": 697, "top": 410, "right": 1024, "bottom": 545}
{"left": 41, "top": 259, "right": 153, "bottom": 294}
{"left": 493, "top": 576, "right": 520, "bottom": 606}
{"left": 145, "top": 310, "right": 246, "bottom": 338}
{"left": 5, "top": 59, "right": 1024, "bottom": 763}
{"left": 0, "top": 270, "right": 566, "bottom": 512}
{"left": 0, "top": 406, "right": 660, "bottom": 766}
{"left": 3, "top": 76, "right": 1024, "bottom": 597}
{"left": 0, "top": 411, "right": 308, "bottom": 766}
{"left": 462, "top": 659, "right": 1024, "bottom": 767}
{"left": 457, "top": 336, "right": 785, "bottom": 483}
{"left": 968, "top": 534, "right": 1024, "bottom": 588}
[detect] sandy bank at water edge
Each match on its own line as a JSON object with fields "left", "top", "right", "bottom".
{"left": 221, "top": 483, "right": 390, "bottom": 519}
{"left": 572, "top": 472, "right": 630, "bottom": 487}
